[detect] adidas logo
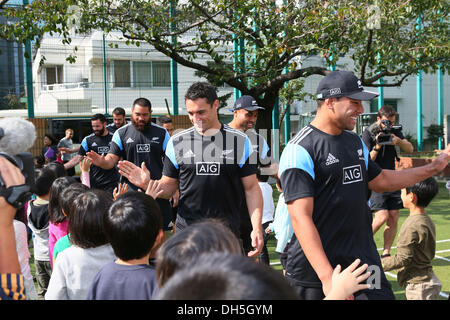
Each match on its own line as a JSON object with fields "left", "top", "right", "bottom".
{"left": 126, "top": 138, "right": 134, "bottom": 144}
{"left": 325, "top": 153, "right": 339, "bottom": 166}
{"left": 91, "top": 142, "right": 97, "bottom": 147}
{"left": 183, "top": 150, "right": 195, "bottom": 158}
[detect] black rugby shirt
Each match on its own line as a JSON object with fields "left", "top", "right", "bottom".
{"left": 78, "top": 132, "right": 120, "bottom": 190}
{"left": 163, "top": 123, "right": 257, "bottom": 234}
{"left": 279, "top": 124, "right": 395, "bottom": 299}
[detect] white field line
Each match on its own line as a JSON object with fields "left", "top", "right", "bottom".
{"left": 270, "top": 244, "right": 450, "bottom": 266}
{"left": 377, "top": 238, "right": 450, "bottom": 251}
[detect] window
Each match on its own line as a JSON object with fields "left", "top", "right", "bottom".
{"left": 113, "top": 60, "right": 170, "bottom": 88}
{"left": 114, "top": 60, "right": 131, "bottom": 87}
{"left": 370, "top": 99, "right": 397, "bottom": 113}
{"left": 45, "top": 65, "right": 63, "bottom": 85}
{"left": 152, "top": 61, "right": 170, "bottom": 87}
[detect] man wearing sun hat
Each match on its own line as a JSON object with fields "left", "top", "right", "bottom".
{"left": 279, "top": 70, "right": 450, "bottom": 300}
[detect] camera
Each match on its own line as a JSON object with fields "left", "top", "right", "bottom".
{"left": 0, "top": 118, "right": 37, "bottom": 208}
{"left": 373, "top": 119, "right": 403, "bottom": 145}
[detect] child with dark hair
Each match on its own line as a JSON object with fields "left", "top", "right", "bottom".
{"left": 51, "top": 183, "right": 89, "bottom": 265}
{"left": 157, "top": 252, "right": 371, "bottom": 300}
{"left": 157, "top": 252, "right": 299, "bottom": 300}
{"left": 46, "top": 189, "right": 116, "bottom": 300}
{"left": 87, "top": 192, "right": 164, "bottom": 300}
{"left": 27, "top": 168, "right": 57, "bottom": 299}
{"left": 382, "top": 177, "right": 442, "bottom": 300}
{"left": 156, "top": 219, "right": 243, "bottom": 287}
{"left": 47, "top": 176, "right": 77, "bottom": 268}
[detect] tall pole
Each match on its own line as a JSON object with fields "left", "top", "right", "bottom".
{"left": 23, "top": 0, "right": 34, "bottom": 118}
{"left": 101, "top": 1, "right": 109, "bottom": 116}
{"left": 282, "top": 0, "right": 290, "bottom": 144}
{"left": 272, "top": 97, "right": 280, "bottom": 161}
{"left": 416, "top": 16, "right": 423, "bottom": 151}
{"left": 437, "top": 64, "right": 443, "bottom": 149}
{"left": 377, "top": 53, "right": 384, "bottom": 110}
{"left": 170, "top": 0, "right": 179, "bottom": 115}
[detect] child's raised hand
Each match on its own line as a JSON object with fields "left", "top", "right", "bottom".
{"left": 324, "top": 258, "right": 371, "bottom": 300}
{"left": 145, "top": 179, "right": 163, "bottom": 200}
{"left": 113, "top": 183, "right": 128, "bottom": 201}
{"left": 80, "top": 156, "right": 92, "bottom": 173}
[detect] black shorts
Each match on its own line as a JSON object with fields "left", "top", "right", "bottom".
{"left": 370, "top": 190, "right": 403, "bottom": 211}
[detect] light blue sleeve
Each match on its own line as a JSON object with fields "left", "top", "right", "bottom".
{"left": 162, "top": 130, "right": 170, "bottom": 151}
{"left": 238, "top": 136, "right": 253, "bottom": 168}
{"left": 81, "top": 138, "right": 88, "bottom": 152}
{"left": 165, "top": 138, "right": 179, "bottom": 169}
{"left": 261, "top": 139, "right": 270, "bottom": 160}
{"left": 273, "top": 193, "right": 294, "bottom": 253}
{"left": 111, "top": 131, "right": 123, "bottom": 151}
{"left": 278, "top": 143, "right": 315, "bottom": 180}
{"left": 359, "top": 137, "right": 369, "bottom": 170}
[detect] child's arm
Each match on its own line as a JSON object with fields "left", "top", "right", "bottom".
{"left": 80, "top": 157, "right": 91, "bottom": 188}
{"left": 382, "top": 229, "right": 417, "bottom": 271}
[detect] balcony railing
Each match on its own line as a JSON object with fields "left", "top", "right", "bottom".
{"left": 43, "top": 81, "right": 91, "bottom": 91}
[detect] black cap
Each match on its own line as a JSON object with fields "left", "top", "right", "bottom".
{"left": 230, "top": 95, "right": 265, "bottom": 112}
{"left": 316, "top": 70, "right": 379, "bottom": 101}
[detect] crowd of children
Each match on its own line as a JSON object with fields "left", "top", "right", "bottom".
{"left": 3, "top": 156, "right": 446, "bottom": 301}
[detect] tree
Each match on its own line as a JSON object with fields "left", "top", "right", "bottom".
{"left": 1, "top": 0, "right": 448, "bottom": 131}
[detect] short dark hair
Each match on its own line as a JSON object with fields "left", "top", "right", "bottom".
{"left": 105, "top": 192, "right": 162, "bottom": 261}
{"left": 378, "top": 105, "right": 397, "bottom": 119}
{"left": 133, "top": 98, "right": 152, "bottom": 111}
{"left": 44, "top": 133, "right": 58, "bottom": 145}
{"left": 156, "top": 252, "right": 299, "bottom": 300}
{"left": 33, "top": 167, "right": 57, "bottom": 197}
{"left": 184, "top": 82, "right": 218, "bottom": 105}
{"left": 157, "top": 115, "right": 172, "bottom": 126}
{"left": 48, "top": 176, "right": 77, "bottom": 223}
{"left": 91, "top": 113, "right": 107, "bottom": 123}
{"left": 156, "top": 219, "right": 242, "bottom": 286}
{"left": 405, "top": 177, "right": 439, "bottom": 208}
{"left": 112, "top": 107, "right": 126, "bottom": 116}
{"left": 69, "top": 189, "right": 113, "bottom": 249}
{"left": 59, "top": 183, "right": 89, "bottom": 216}
{"left": 44, "top": 162, "right": 67, "bottom": 178}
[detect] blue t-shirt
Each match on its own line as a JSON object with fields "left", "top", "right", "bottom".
{"left": 87, "top": 262, "right": 158, "bottom": 300}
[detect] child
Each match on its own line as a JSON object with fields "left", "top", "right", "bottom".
{"left": 156, "top": 219, "right": 243, "bottom": 287}
{"left": 27, "top": 168, "right": 57, "bottom": 300}
{"left": 157, "top": 252, "right": 371, "bottom": 300}
{"left": 382, "top": 177, "right": 442, "bottom": 300}
{"left": 257, "top": 170, "right": 275, "bottom": 265}
{"left": 87, "top": 192, "right": 164, "bottom": 300}
{"left": 13, "top": 210, "right": 38, "bottom": 300}
{"left": 265, "top": 179, "right": 293, "bottom": 274}
{"left": 45, "top": 189, "right": 116, "bottom": 300}
{"left": 51, "top": 183, "right": 89, "bottom": 265}
{"left": 47, "top": 176, "right": 77, "bottom": 268}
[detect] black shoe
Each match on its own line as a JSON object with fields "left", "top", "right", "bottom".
{"left": 380, "top": 253, "right": 391, "bottom": 259}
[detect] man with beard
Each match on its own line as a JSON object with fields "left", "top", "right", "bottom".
{"left": 86, "top": 98, "right": 173, "bottom": 231}
{"left": 64, "top": 113, "right": 120, "bottom": 193}
{"left": 106, "top": 107, "right": 128, "bottom": 134}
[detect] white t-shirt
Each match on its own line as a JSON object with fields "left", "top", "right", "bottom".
{"left": 45, "top": 244, "right": 116, "bottom": 300}
{"left": 258, "top": 182, "right": 275, "bottom": 224}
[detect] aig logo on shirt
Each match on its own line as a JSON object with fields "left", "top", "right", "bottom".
{"left": 343, "top": 165, "right": 363, "bottom": 184}
{"left": 196, "top": 162, "right": 220, "bottom": 175}
{"left": 97, "top": 146, "right": 109, "bottom": 154}
{"left": 137, "top": 144, "right": 151, "bottom": 153}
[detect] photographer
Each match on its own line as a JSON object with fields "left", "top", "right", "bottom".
{"left": 362, "top": 105, "right": 414, "bottom": 258}
{"left": 0, "top": 157, "right": 27, "bottom": 300}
